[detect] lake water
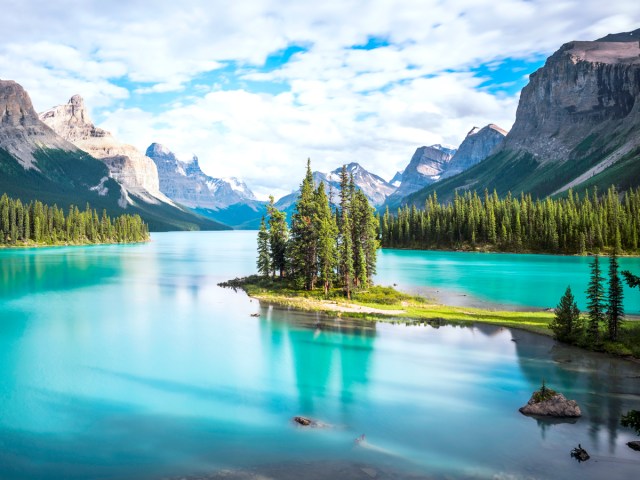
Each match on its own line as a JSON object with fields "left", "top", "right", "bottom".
{"left": 1, "top": 231, "right": 639, "bottom": 479}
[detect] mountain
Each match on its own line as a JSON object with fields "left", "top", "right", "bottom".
{"left": 275, "top": 162, "right": 396, "bottom": 211}
{"left": 401, "top": 29, "right": 640, "bottom": 206}
{"left": 0, "top": 80, "right": 226, "bottom": 231}
{"left": 40, "top": 95, "right": 167, "bottom": 203}
{"left": 145, "top": 142, "right": 263, "bottom": 228}
{"left": 385, "top": 144, "right": 456, "bottom": 207}
{"left": 389, "top": 171, "right": 403, "bottom": 188}
{"left": 440, "top": 124, "right": 507, "bottom": 179}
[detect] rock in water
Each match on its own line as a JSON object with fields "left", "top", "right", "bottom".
{"left": 519, "top": 393, "right": 582, "bottom": 417}
{"left": 570, "top": 444, "right": 590, "bottom": 462}
{"left": 293, "top": 416, "right": 314, "bottom": 426}
{"left": 628, "top": 441, "right": 640, "bottom": 451}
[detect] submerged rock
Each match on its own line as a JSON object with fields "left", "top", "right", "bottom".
{"left": 519, "top": 393, "right": 582, "bottom": 417}
{"left": 628, "top": 441, "right": 640, "bottom": 451}
{"left": 571, "top": 444, "right": 590, "bottom": 462}
{"left": 293, "top": 416, "right": 316, "bottom": 427}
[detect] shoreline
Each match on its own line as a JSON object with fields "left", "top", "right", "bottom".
{"left": 0, "top": 239, "right": 151, "bottom": 250}
{"left": 380, "top": 245, "right": 640, "bottom": 258}
{"left": 222, "top": 276, "right": 640, "bottom": 360}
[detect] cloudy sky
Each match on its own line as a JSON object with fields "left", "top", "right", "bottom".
{"left": 2, "top": 0, "right": 638, "bottom": 199}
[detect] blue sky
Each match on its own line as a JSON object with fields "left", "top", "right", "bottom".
{"left": 1, "top": 0, "right": 638, "bottom": 198}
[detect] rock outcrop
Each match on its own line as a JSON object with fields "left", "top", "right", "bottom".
{"left": 0, "top": 79, "right": 77, "bottom": 169}
{"left": 519, "top": 392, "right": 582, "bottom": 418}
{"left": 441, "top": 124, "right": 507, "bottom": 179}
{"left": 397, "top": 29, "right": 640, "bottom": 206}
{"left": 146, "top": 142, "right": 256, "bottom": 209}
{"left": 40, "top": 96, "right": 166, "bottom": 202}
{"left": 627, "top": 441, "right": 640, "bottom": 451}
{"left": 385, "top": 144, "right": 456, "bottom": 204}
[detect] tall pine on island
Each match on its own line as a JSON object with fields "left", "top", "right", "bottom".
{"left": 257, "top": 160, "right": 379, "bottom": 298}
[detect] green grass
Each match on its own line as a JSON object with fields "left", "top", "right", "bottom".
{"left": 221, "top": 276, "right": 640, "bottom": 359}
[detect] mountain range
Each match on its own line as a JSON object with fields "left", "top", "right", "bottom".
{"left": 1, "top": 29, "right": 638, "bottom": 230}
{"left": 399, "top": 28, "right": 640, "bottom": 207}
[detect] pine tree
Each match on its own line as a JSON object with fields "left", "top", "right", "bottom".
{"left": 288, "top": 159, "right": 318, "bottom": 289}
{"left": 606, "top": 244, "right": 624, "bottom": 341}
{"left": 266, "top": 196, "right": 288, "bottom": 278}
{"left": 586, "top": 255, "right": 606, "bottom": 346}
{"left": 256, "top": 216, "right": 271, "bottom": 277}
{"left": 550, "top": 286, "right": 582, "bottom": 344}
{"left": 338, "top": 165, "right": 354, "bottom": 299}
{"left": 315, "top": 184, "right": 338, "bottom": 295}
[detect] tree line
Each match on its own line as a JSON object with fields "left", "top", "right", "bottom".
{"left": 381, "top": 186, "right": 640, "bottom": 254}
{"left": 0, "top": 193, "right": 149, "bottom": 246}
{"left": 257, "top": 160, "right": 379, "bottom": 297}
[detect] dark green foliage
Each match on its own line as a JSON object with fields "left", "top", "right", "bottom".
{"left": 266, "top": 196, "right": 288, "bottom": 278}
{"left": 622, "top": 270, "right": 640, "bottom": 289}
{"left": 550, "top": 286, "right": 582, "bottom": 344}
{"left": 621, "top": 410, "right": 640, "bottom": 436}
{"left": 586, "top": 255, "right": 605, "bottom": 346}
{"left": 258, "top": 160, "right": 378, "bottom": 298}
{"left": 607, "top": 248, "right": 624, "bottom": 341}
{"left": 381, "top": 186, "right": 640, "bottom": 255}
{"left": 0, "top": 193, "right": 149, "bottom": 245}
{"left": 256, "top": 217, "right": 270, "bottom": 277}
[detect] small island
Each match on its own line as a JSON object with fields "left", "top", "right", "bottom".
{"left": 519, "top": 381, "right": 582, "bottom": 418}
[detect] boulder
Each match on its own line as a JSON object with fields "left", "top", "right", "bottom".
{"left": 571, "top": 444, "right": 590, "bottom": 462}
{"left": 628, "top": 441, "right": 640, "bottom": 452}
{"left": 293, "top": 416, "right": 315, "bottom": 427}
{"left": 519, "top": 393, "right": 581, "bottom": 417}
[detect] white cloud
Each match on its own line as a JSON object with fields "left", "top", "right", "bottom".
{"left": 2, "top": 0, "right": 639, "bottom": 198}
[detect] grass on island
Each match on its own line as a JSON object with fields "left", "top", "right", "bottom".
{"left": 220, "top": 275, "right": 640, "bottom": 358}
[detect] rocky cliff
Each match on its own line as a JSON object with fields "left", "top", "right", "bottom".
{"left": 0, "top": 79, "right": 78, "bottom": 169}
{"left": 401, "top": 29, "right": 640, "bottom": 205}
{"left": 146, "top": 142, "right": 256, "bottom": 209}
{"left": 441, "top": 124, "right": 506, "bottom": 179}
{"left": 40, "top": 96, "right": 166, "bottom": 203}
{"left": 385, "top": 144, "right": 456, "bottom": 205}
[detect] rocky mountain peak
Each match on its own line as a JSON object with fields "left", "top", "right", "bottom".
{"left": 0, "top": 79, "right": 76, "bottom": 169}
{"left": 441, "top": 123, "right": 507, "bottom": 180}
{"left": 41, "top": 97, "right": 164, "bottom": 200}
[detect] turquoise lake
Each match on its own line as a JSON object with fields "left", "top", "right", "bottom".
{"left": 1, "top": 231, "right": 640, "bottom": 479}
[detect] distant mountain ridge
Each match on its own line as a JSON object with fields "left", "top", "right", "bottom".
{"left": 400, "top": 28, "right": 640, "bottom": 206}
{"left": 0, "top": 80, "right": 227, "bottom": 231}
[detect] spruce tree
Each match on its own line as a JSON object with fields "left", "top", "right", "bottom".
{"left": 315, "top": 184, "right": 338, "bottom": 295}
{"left": 606, "top": 245, "right": 624, "bottom": 341}
{"left": 622, "top": 270, "right": 640, "bottom": 289}
{"left": 550, "top": 286, "right": 582, "bottom": 344}
{"left": 586, "top": 255, "right": 605, "bottom": 346}
{"left": 256, "top": 216, "right": 271, "bottom": 277}
{"left": 288, "top": 159, "right": 318, "bottom": 289}
{"left": 266, "top": 196, "right": 288, "bottom": 278}
{"left": 338, "top": 165, "right": 354, "bottom": 299}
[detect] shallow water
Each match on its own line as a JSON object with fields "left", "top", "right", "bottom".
{"left": 1, "top": 231, "right": 639, "bottom": 479}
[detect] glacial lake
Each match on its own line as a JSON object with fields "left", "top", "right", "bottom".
{"left": 1, "top": 231, "right": 640, "bottom": 479}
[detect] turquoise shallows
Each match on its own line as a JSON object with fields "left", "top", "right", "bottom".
{"left": 1, "top": 231, "right": 639, "bottom": 479}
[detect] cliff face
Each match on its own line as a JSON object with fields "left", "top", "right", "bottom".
{"left": 0, "top": 80, "right": 77, "bottom": 169}
{"left": 441, "top": 124, "right": 506, "bottom": 179}
{"left": 386, "top": 144, "right": 456, "bottom": 204}
{"left": 146, "top": 142, "right": 256, "bottom": 209}
{"left": 401, "top": 29, "right": 640, "bottom": 205}
{"left": 40, "top": 96, "right": 166, "bottom": 202}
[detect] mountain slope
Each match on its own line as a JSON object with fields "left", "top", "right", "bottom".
{"left": 0, "top": 80, "right": 227, "bottom": 231}
{"left": 403, "top": 29, "right": 640, "bottom": 205}
{"left": 146, "top": 142, "right": 262, "bottom": 228}
{"left": 440, "top": 124, "right": 506, "bottom": 179}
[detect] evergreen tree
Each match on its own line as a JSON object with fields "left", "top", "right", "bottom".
{"left": 338, "top": 165, "right": 354, "bottom": 299}
{"left": 586, "top": 255, "right": 606, "bottom": 345}
{"left": 315, "top": 184, "right": 338, "bottom": 295}
{"left": 266, "top": 196, "right": 288, "bottom": 278}
{"left": 606, "top": 247, "right": 624, "bottom": 341}
{"left": 622, "top": 270, "right": 640, "bottom": 289}
{"left": 288, "top": 159, "right": 318, "bottom": 289}
{"left": 550, "top": 286, "right": 582, "bottom": 344}
{"left": 256, "top": 216, "right": 271, "bottom": 277}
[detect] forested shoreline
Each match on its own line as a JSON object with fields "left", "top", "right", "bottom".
{"left": 381, "top": 186, "right": 640, "bottom": 255}
{"left": 0, "top": 193, "right": 149, "bottom": 246}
